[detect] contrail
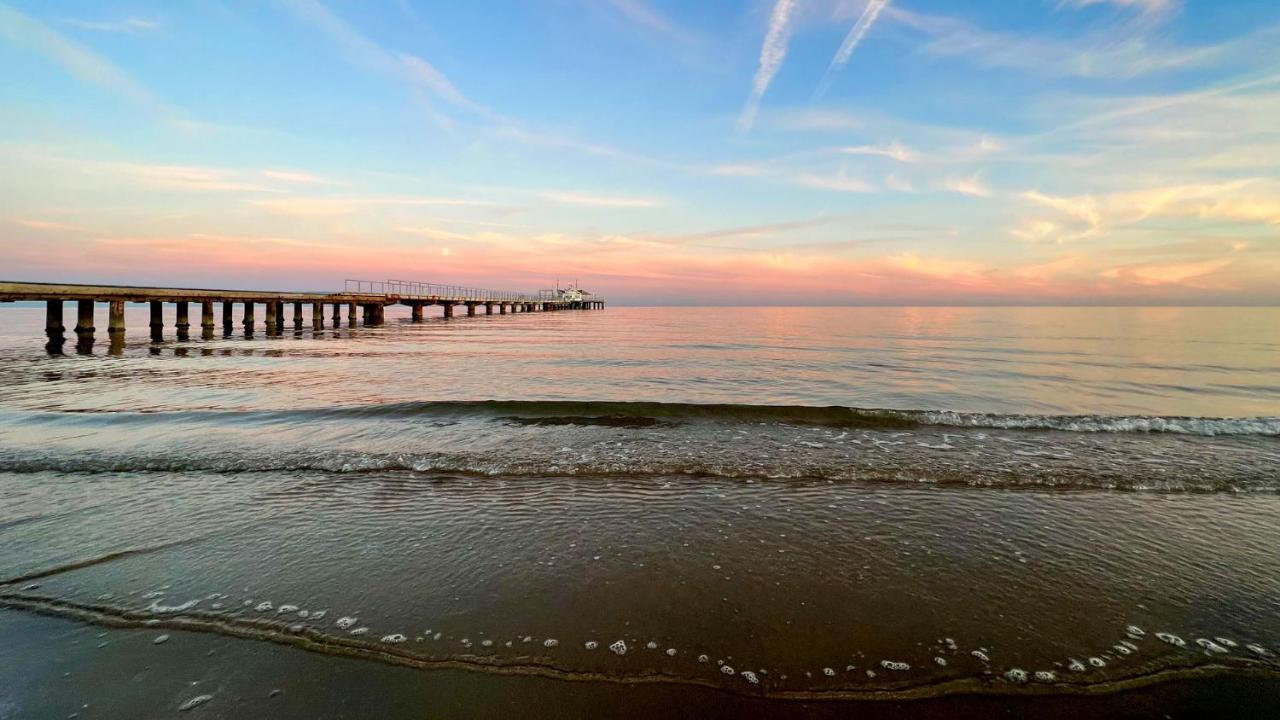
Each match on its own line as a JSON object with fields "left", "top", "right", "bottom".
{"left": 814, "top": 0, "right": 890, "bottom": 99}
{"left": 737, "top": 0, "right": 799, "bottom": 135}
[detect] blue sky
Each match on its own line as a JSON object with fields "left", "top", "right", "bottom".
{"left": 1, "top": 0, "right": 1278, "bottom": 304}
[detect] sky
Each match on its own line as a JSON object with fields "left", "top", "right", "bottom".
{"left": 1, "top": 0, "right": 1278, "bottom": 305}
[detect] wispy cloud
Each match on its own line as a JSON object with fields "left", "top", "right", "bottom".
{"left": 944, "top": 174, "right": 992, "bottom": 197}
{"left": 794, "top": 170, "right": 876, "bottom": 193}
{"left": 884, "top": 4, "right": 1226, "bottom": 79}
{"left": 814, "top": 0, "right": 890, "bottom": 99}
{"left": 837, "top": 141, "right": 914, "bottom": 162}
{"left": 737, "top": 0, "right": 798, "bottom": 135}
{"left": 279, "top": 0, "right": 484, "bottom": 118}
{"left": 600, "top": 0, "right": 699, "bottom": 45}
{"left": 0, "top": 4, "right": 171, "bottom": 115}
{"left": 65, "top": 17, "right": 159, "bottom": 34}
{"left": 541, "top": 192, "right": 661, "bottom": 208}
{"left": 1060, "top": 0, "right": 1175, "bottom": 16}
{"left": 1018, "top": 180, "right": 1280, "bottom": 244}
{"left": 261, "top": 169, "right": 334, "bottom": 185}
{"left": 252, "top": 195, "right": 497, "bottom": 217}
{"left": 18, "top": 218, "right": 88, "bottom": 232}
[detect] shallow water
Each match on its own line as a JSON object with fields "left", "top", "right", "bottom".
{"left": 1, "top": 305, "right": 1278, "bottom": 715}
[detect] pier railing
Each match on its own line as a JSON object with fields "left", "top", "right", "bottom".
{"left": 344, "top": 279, "right": 537, "bottom": 303}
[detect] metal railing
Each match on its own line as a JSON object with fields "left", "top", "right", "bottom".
{"left": 344, "top": 279, "right": 540, "bottom": 302}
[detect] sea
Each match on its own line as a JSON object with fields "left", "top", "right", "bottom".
{"left": 1, "top": 304, "right": 1278, "bottom": 719}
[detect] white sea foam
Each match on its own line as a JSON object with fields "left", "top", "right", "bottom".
{"left": 350, "top": 627, "right": 368, "bottom": 636}
{"left": 381, "top": 634, "right": 407, "bottom": 644}
{"left": 1005, "top": 668, "right": 1028, "bottom": 682}
{"left": 880, "top": 660, "right": 909, "bottom": 671}
{"left": 721, "top": 665, "right": 735, "bottom": 675}
{"left": 1089, "top": 657, "right": 1105, "bottom": 667}
{"left": 277, "top": 605, "right": 299, "bottom": 615}
{"left": 585, "top": 641, "right": 598, "bottom": 650}
{"left": 177, "top": 694, "right": 212, "bottom": 712}
{"left": 971, "top": 650, "right": 989, "bottom": 662}
{"left": 148, "top": 599, "right": 198, "bottom": 614}
{"left": 1035, "top": 670, "right": 1056, "bottom": 682}
{"left": 254, "top": 602, "right": 273, "bottom": 612}
{"left": 153, "top": 634, "right": 170, "bottom": 645}
{"left": 822, "top": 667, "right": 835, "bottom": 676}
{"left": 1068, "top": 659, "right": 1085, "bottom": 672}
{"left": 916, "top": 411, "right": 1280, "bottom": 436}
{"left": 1196, "top": 638, "right": 1228, "bottom": 654}
{"left": 934, "top": 657, "right": 947, "bottom": 666}
{"left": 1157, "top": 633, "right": 1186, "bottom": 647}
{"left": 666, "top": 648, "right": 677, "bottom": 656}
{"left": 610, "top": 640, "right": 627, "bottom": 656}
{"left": 336, "top": 617, "right": 357, "bottom": 630}
{"left": 544, "top": 638, "right": 558, "bottom": 648}
{"left": 741, "top": 670, "right": 759, "bottom": 684}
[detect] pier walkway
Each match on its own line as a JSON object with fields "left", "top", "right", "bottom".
{"left": 0, "top": 279, "right": 605, "bottom": 353}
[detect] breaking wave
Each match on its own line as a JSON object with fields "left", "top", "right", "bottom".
{"left": 38, "top": 400, "right": 1280, "bottom": 436}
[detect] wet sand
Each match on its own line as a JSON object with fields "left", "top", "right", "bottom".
{"left": 4, "top": 610, "right": 1278, "bottom": 719}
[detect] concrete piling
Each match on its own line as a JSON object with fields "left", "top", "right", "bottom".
{"left": 242, "top": 301, "right": 255, "bottom": 335}
{"left": 176, "top": 301, "right": 190, "bottom": 340}
{"left": 222, "top": 302, "right": 234, "bottom": 336}
{"left": 45, "top": 300, "right": 65, "bottom": 354}
{"left": 264, "top": 301, "right": 278, "bottom": 336}
{"left": 73, "top": 300, "right": 94, "bottom": 353}
{"left": 199, "top": 297, "right": 215, "bottom": 327}
{"left": 293, "top": 302, "right": 303, "bottom": 330}
{"left": 412, "top": 303, "right": 424, "bottom": 322}
{"left": 149, "top": 301, "right": 164, "bottom": 342}
{"left": 108, "top": 301, "right": 125, "bottom": 337}
{"left": 466, "top": 302, "right": 477, "bottom": 317}
{"left": 442, "top": 302, "right": 454, "bottom": 318}
{"left": 312, "top": 302, "right": 323, "bottom": 330}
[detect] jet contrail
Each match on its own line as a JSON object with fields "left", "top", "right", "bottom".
{"left": 814, "top": 0, "right": 890, "bottom": 99}
{"left": 737, "top": 0, "right": 799, "bottom": 135}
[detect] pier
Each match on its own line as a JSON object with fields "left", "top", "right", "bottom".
{"left": 0, "top": 279, "right": 605, "bottom": 353}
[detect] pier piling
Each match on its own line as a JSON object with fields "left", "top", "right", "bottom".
{"left": 149, "top": 301, "right": 164, "bottom": 343}
{"left": 222, "top": 302, "right": 234, "bottom": 336}
{"left": 176, "top": 301, "right": 190, "bottom": 340}
{"left": 74, "top": 300, "right": 94, "bottom": 353}
{"left": 242, "top": 301, "right": 254, "bottom": 335}
{"left": 264, "top": 301, "right": 278, "bottom": 336}
{"left": 45, "top": 300, "right": 65, "bottom": 353}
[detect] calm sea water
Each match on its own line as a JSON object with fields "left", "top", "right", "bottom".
{"left": 1, "top": 305, "right": 1278, "bottom": 717}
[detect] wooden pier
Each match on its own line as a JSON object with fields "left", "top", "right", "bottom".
{"left": 0, "top": 279, "right": 605, "bottom": 353}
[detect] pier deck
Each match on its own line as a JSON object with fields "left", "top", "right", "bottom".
{"left": 0, "top": 279, "right": 604, "bottom": 353}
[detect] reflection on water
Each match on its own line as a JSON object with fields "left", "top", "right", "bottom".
{"left": 2, "top": 305, "right": 1278, "bottom": 416}
{"left": 1, "top": 305, "right": 1278, "bottom": 715}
